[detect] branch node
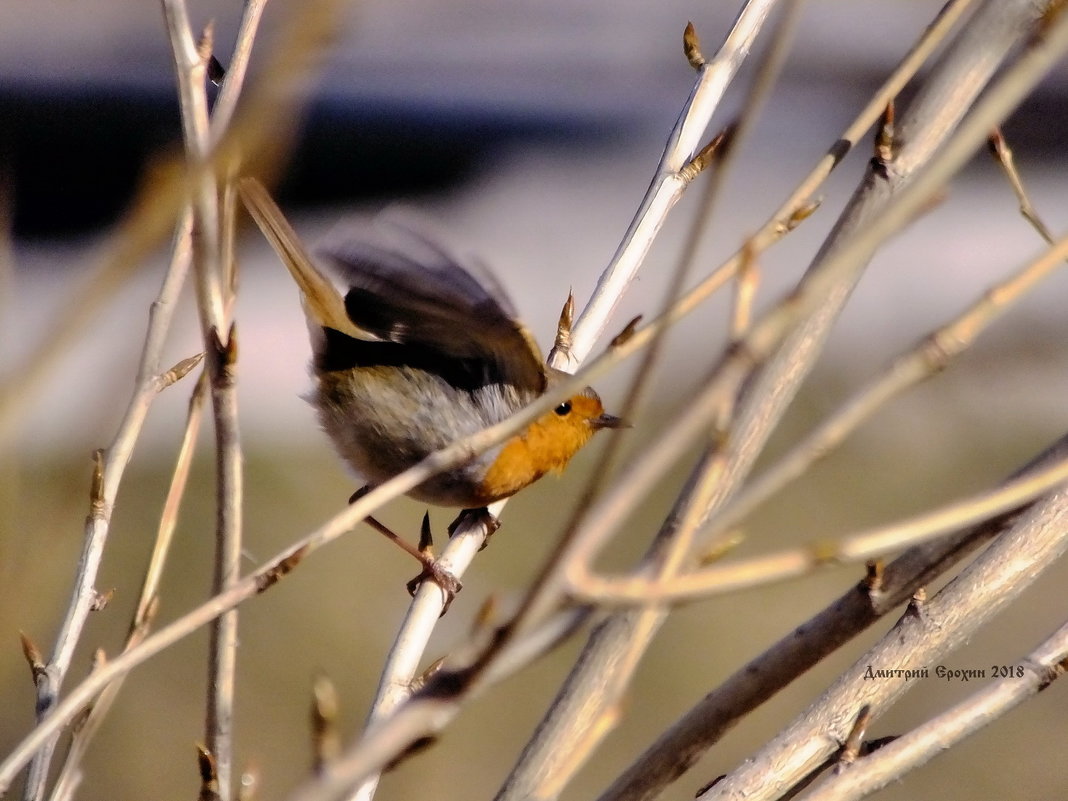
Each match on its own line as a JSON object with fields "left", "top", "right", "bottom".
{"left": 411, "top": 656, "right": 447, "bottom": 695}
{"left": 209, "top": 324, "right": 239, "bottom": 382}
{"left": 920, "top": 330, "right": 955, "bottom": 372}
{"left": 197, "top": 21, "right": 216, "bottom": 66}
{"left": 610, "top": 316, "right": 642, "bottom": 349}
{"left": 786, "top": 197, "right": 822, "bottom": 231}
{"left": 255, "top": 545, "right": 308, "bottom": 593}
{"left": 905, "top": 586, "right": 928, "bottom": 619}
{"left": 683, "top": 21, "right": 706, "bottom": 69}
{"left": 871, "top": 99, "right": 896, "bottom": 177}
{"left": 89, "top": 448, "right": 107, "bottom": 519}
{"left": 679, "top": 124, "right": 735, "bottom": 183}
{"left": 196, "top": 744, "right": 220, "bottom": 800}
{"left": 863, "top": 558, "right": 885, "bottom": 594}
{"left": 549, "top": 291, "right": 576, "bottom": 364}
{"left": 835, "top": 704, "right": 872, "bottom": 772}
{"left": 90, "top": 588, "right": 115, "bottom": 612}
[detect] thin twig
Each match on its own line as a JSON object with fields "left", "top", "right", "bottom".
{"left": 49, "top": 370, "right": 209, "bottom": 800}
{"left": 19, "top": 210, "right": 196, "bottom": 801}
{"left": 560, "top": 0, "right": 782, "bottom": 367}
{"left": 697, "top": 222, "right": 1068, "bottom": 545}
{"left": 573, "top": 447, "right": 1068, "bottom": 604}
{"left": 161, "top": 3, "right": 243, "bottom": 795}
{"left": 44, "top": 1, "right": 268, "bottom": 790}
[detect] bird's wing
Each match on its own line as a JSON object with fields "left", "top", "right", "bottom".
{"left": 319, "top": 215, "right": 547, "bottom": 394}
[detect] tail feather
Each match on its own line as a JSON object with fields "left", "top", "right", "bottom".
{"left": 239, "top": 178, "right": 378, "bottom": 342}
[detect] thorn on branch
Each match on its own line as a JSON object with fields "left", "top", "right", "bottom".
{"left": 255, "top": 545, "right": 308, "bottom": 593}
{"left": 683, "top": 21, "right": 706, "bottom": 70}
{"left": 835, "top": 704, "right": 872, "bottom": 772}
{"left": 680, "top": 124, "right": 735, "bottom": 183}
{"left": 696, "top": 774, "right": 727, "bottom": 796}
{"left": 89, "top": 448, "right": 106, "bottom": 519}
{"left": 132, "top": 593, "right": 162, "bottom": 636}
{"left": 411, "top": 656, "right": 446, "bottom": 695}
{"left": 871, "top": 99, "right": 896, "bottom": 178}
{"left": 92, "top": 648, "right": 107, "bottom": 671}
{"left": 196, "top": 744, "right": 221, "bottom": 801}
{"left": 905, "top": 586, "right": 927, "bottom": 620}
{"left": 158, "top": 352, "right": 205, "bottom": 391}
{"left": 197, "top": 21, "right": 215, "bottom": 66}
{"left": 418, "top": 512, "right": 434, "bottom": 555}
{"left": 90, "top": 588, "right": 115, "bottom": 612}
{"left": 987, "top": 127, "right": 1008, "bottom": 161}
{"left": 208, "top": 55, "right": 226, "bottom": 87}
{"left": 786, "top": 197, "right": 821, "bottom": 231}
{"left": 610, "top": 316, "right": 642, "bottom": 348}
{"left": 862, "top": 558, "right": 885, "bottom": 597}
{"left": 549, "top": 291, "right": 576, "bottom": 364}
{"left": 1038, "top": 657, "right": 1067, "bottom": 691}
{"left": 311, "top": 673, "right": 340, "bottom": 773}
{"left": 809, "top": 539, "right": 841, "bottom": 567}
{"left": 383, "top": 735, "right": 438, "bottom": 772}
{"left": 472, "top": 594, "right": 500, "bottom": 637}
{"left": 19, "top": 631, "right": 46, "bottom": 683}
{"left": 698, "top": 530, "right": 744, "bottom": 566}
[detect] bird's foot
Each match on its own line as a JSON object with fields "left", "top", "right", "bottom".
{"left": 349, "top": 486, "right": 462, "bottom": 613}
{"left": 448, "top": 507, "right": 501, "bottom": 552}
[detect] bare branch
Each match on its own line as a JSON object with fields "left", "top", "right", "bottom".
{"left": 801, "top": 619, "right": 1068, "bottom": 801}
{"left": 700, "top": 482, "right": 1068, "bottom": 800}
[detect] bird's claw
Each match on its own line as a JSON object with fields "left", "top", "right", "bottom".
{"left": 406, "top": 512, "right": 462, "bottom": 614}
{"left": 447, "top": 507, "right": 501, "bottom": 551}
{"left": 406, "top": 562, "right": 462, "bottom": 615}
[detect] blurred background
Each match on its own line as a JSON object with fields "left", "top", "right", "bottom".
{"left": 2, "top": 1, "right": 1067, "bottom": 799}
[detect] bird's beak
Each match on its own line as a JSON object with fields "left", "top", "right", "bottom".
{"left": 591, "top": 413, "right": 629, "bottom": 430}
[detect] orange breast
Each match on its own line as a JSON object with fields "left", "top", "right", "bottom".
{"left": 477, "top": 407, "right": 598, "bottom": 503}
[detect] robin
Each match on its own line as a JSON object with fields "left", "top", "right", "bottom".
{"left": 241, "top": 179, "right": 623, "bottom": 595}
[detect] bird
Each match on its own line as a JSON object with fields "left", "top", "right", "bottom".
{"left": 240, "top": 179, "right": 623, "bottom": 595}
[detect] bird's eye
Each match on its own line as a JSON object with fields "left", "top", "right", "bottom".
{"left": 554, "top": 401, "right": 572, "bottom": 416}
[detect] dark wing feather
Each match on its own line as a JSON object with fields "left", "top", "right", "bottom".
{"left": 317, "top": 217, "right": 547, "bottom": 394}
